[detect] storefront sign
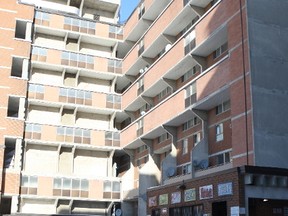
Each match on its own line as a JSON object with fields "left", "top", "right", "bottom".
{"left": 171, "top": 191, "right": 181, "bottom": 204}
{"left": 218, "top": 182, "right": 233, "bottom": 196}
{"left": 184, "top": 188, "right": 196, "bottom": 202}
{"left": 148, "top": 196, "right": 157, "bottom": 207}
{"left": 199, "top": 185, "right": 213, "bottom": 200}
{"left": 159, "top": 194, "right": 168, "bottom": 205}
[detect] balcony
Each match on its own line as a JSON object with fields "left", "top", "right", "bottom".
{"left": 20, "top": 174, "right": 121, "bottom": 200}
{"left": 28, "top": 84, "right": 121, "bottom": 111}
{"left": 25, "top": 123, "right": 120, "bottom": 148}
{"left": 31, "top": 46, "right": 122, "bottom": 76}
{"left": 121, "top": 90, "right": 186, "bottom": 148}
{"left": 124, "top": 0, "right": 172, "bottom": 41}
{"left": 20, "top": 0, "right": 80, "bottom": 15}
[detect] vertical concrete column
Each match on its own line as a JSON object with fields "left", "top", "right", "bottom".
{"left": 109, "top": 112, "right": 116, "bottom": 130}
{"left": 107, "top": 150, "right": 115, "bottom": 177}
{"left": 11, "top": 195, "right": 18, "bottom": 213}
{"left": 18, "top": 98, "right": 26, "bottom": 120}
{"left": 162, "top": 125, "right": 177, "bottom": 182}
{"left": 137, "top": 139, "right": 161, "bottom": 216}
{"left": 15, "top": 138, "right": 22, "bottom": 170}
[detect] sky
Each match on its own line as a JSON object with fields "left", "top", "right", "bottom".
{"left": 119, "top": 0, "right": 139, "bottom": 23}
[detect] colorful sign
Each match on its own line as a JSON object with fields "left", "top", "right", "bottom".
{"left": 184, "top": 188, "right": 196, "bottom": 202}
{"left": 159, "top": 194, "right": 168, "bottom": 205}
{"left": 171, "top": 191, "right": 181, "bottom": 204}
{"left": 218, "top": 182, "right": 233, "bottom": 196}
{"left": 148, "top": 196, "right": 157, "bottom": 207}
{"left": 199, "top": 185, "right": 213, "bottom": 200}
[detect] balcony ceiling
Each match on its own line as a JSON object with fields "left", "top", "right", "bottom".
{"left": 190, "top": 0, "right": 212, "bottom": 8}
{"left": 84, "top": 0, "right": 119, "bottom": 12}
{"left": 164, "top": 6, "right": 197, "bottom": 36}
{"left": 125, "top": 19, "right": 150, "bottom": 42}
{"left": 124, "top": 95, "right": 146, "bottom": 112}
{"left": 164, "top": 55, "right": 197, "bottom": 80}
{"left": 192, "top": 24, "right": 227, "bottom": 57}
{"left": 125, "top": 57, "right": 149, "bottom": 76}
{"left": 164, "top": 109, "right": 196, "bottom": 127}
{"left": 141, "top": 126, "right": 166, "bottom": 140}
{"left": 192, "top": 85, "right": 230, "bottom": 110}
{"left": 143, "top": 0, "right": 172, "bottom": 21}
{"left": 143, "top": 35, "right": 168, "bottom": 58}
{"left": 142, "top": 79, "right": 168, "bottom": 98}
{"left": 80, "top": 34, "right": 117, "bottom": 47}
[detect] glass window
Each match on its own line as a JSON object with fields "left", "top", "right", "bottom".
{"left": 114, "top": 132, "right": 120, "bottom": 140}
{"left": 57, "top": 127, "right": 65, "bottom": 135}
{"left": 62, "top": 51, "right": 69, "bottom": 60}
{"left": 64, "top": 17, "right": 71, "bottom": 25}
{"left": 63, "top": 178, "right": 71, "bottom": 189}
{"left": 83, "top": 130, "right": 90, "bottom": 138}
{"left": 182, "top": 139, "right": 188, "bottom": 155}
{"left": 66, "top": 127, "right": 74, "bottom": 136}
{"left": 54, "top": 178, "right": 62, "bottom": 189}
{"left": 70, "top": 53, "right": 78, "bottom": 61}
{"left": 42, "top": 13, "right": 50, "bottom": 21}
{"left": 112, "top": 181, "right": 120, "bottom": 192}
{"left": 34, "top": 124, "right": 41, "bottom": 132}
{"left": 75, "top": 128, "right": 82, "bottom": 137}
{"left": 216, "top": 123, "right": 224, "bottom": 141}
{"left": 80, "top": 20, "right": 88, "bottom": 28}
{"left": 72, "top": 18, "right": 79, "bottom": 27}
{"left": 89, "top": 22, "right": 96, "bottom": 29}
{"left": 72, "top": 179, "right": 80, "bottom": 189}
{"left": 30, "top": 176, "right": 38, "bottom": 187}
{"left": 21, "top": 176, "right": 29, "bottom": 187}
{"left": 77, "top": 90, "right": 84, "bottom": 99}
{"left": 81, "top": 179, "right": 89, "bottom": 191}
{"left": 87, "top": 56, "right": 94, "bottom": 64}
{"left": 105, "top": 132, "right": 112, "bottom": 140}
{"left": 79, "top": 54, "right": 86, "bottom": 62}
{"left": 85, "top": 91, "right": 92, "bottom": 99}
{"left": 104, "top": 181, "right": 111, "bottom": 192}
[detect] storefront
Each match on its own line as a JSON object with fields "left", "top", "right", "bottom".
{"left": 147, "top": 166, "right": 288, "bottom": 216}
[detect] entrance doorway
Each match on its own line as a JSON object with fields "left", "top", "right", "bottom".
{"left": 212, "top": 201, "right": 227, "bottom": 216}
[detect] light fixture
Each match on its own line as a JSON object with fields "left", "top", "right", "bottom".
{"left": 263, "top": 199, "right": 268, "bottom": 202}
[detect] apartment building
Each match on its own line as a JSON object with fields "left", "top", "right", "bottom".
{"left": 1, "top": 0, "right": 288, "bottom": 215}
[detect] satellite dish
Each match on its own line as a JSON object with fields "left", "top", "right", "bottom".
{"left": 140, "top": 111, "right": 146, "bottom": 115}
{"left": 167, "top": 167, "right": 175, "bottom": 177}
{"left": 139, "top": 68, "right": 144, "bottom": 73}
{"left": 165, "top": 44, "right": 172, "bottom": 52}
{"left": 199, "top": 159, "right": 209, "bottom": 169}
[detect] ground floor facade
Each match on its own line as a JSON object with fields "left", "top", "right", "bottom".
{"left": 147, "top": 166, "right": 288, "bottom": 216}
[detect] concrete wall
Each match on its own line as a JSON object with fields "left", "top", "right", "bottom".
{"left": 247, "top": 0, "right": 288, "bottom": 168}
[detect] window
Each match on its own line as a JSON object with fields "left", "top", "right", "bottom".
{"left": 21, "top": 176, "right": 38, "bottom": 187}
{"left": 11, "top": 57, "right": 28, "bottom": 79}
{"left": 138, "top": 39, "right": 144, "bottom": 56}
{"left": 137, "top": 119, "right": 144, "bottom": 136}
{"left": 213, "top": 42, "right": 228, "bottom": 59}
{"left": 158, "top": 133, "right": 169, "bottom": 143}
{"left": 7, "top": 96, "right": 21, "bottom": 118}
{"left": 182, "top": 163, "right": 192, "bottom": 175}
{"left": 56, "top": 127, "right": 91, "bottom": 144}
{"left": 216, "top": 100, "right": 230, "bottom": 115}
{"left": 137, "top": 145, "right": 147, "bottom": 153}
{"left": 184, "top": 30, "right": 196, "bottom": 54}
{"left": 158, "top": 87, "right": 171, "bottom": 101}
{"left": 53, "top": 178, "right": 89, "bottom": 191}
{"left": 216, "top": 151, "right": 231, "bottom": 165}
{"left": 15, "top": 20, "right": 31, "bottom": 40}
{"left": 137, "top": 78, "right": 144, "bottom": 95}
{"left": 4, "top": 138, "right": 16, "bottom": 169}
{"left": 216, "top": 123, "right": 224, "bottom": 142}
{"left": 182, "top": 117, "right": 199, "bottom": 131}
{"left": 108, "top": 59, "right": 122, "bottom": 73}
{"left": 181, "top": 65, "right": 200, "bottom": 82}
{"left": 185, "top": 83, "right": 196, "bottom": 98}
{"left": 193, "top": 133, "right": 201, "bottom": 146}
{"left": 182, "top": 139, "right": 188, "bottom": 155}
{"left": 138, "top": 3, "right": 145, "bottom": 19}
